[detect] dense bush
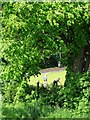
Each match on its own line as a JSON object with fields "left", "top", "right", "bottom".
{"left": 2, "top": 100, "right": 54, "bottom": 119}
{"left": 2, "top": 69, "right": 90, "bottom": 119}
{"left": 64, "top": 71, "right": 90, "bottom": 108}
{"left": 1, "top": 2, "right": 90, "bottom": 119}
{"left": 2, "top": 100, "right": 90, "bottom": 119}
{"left": 14, "top": 80, "right": 31, "bottom": 103}
{"left": 1, "top": 69, "right": 90, "bottom": 119}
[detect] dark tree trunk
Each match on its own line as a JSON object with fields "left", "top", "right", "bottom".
{"left": 73, "top": 44, "right": 90, "bottom": 73}
{"left": 65, "top": 44, "right": 90, "bottom": 87}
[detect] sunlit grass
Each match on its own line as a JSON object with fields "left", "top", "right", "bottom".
{"left": 29, "top": 70, "right": 66, "bottom": 86}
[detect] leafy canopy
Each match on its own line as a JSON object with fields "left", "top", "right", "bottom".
{"left": 1, "top": 2, "right": 89, "bottom": 82}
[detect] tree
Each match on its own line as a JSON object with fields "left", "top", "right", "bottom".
{"left": 1, "top": 2, "right": 89, "bottom": 102}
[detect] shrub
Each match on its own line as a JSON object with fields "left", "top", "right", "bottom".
{"left": 2, "top": 100, "right": 54, "bottom": 119}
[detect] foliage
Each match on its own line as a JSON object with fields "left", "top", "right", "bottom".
{"left": 1, "top": 2, "right": 89, "bottom": 104}
{"left": 2, "top": 100, "right": 90, "bottom": 119}
{"left": 63, "top": 68, "right": 90, "bottom": 116}
{"left": 2, "top": 100, "right": 54, "bottom": 119}
{"left": 1, "top": 69, "right": 90, "bottom": 119}
{"left": 1, "top": 2, "right": 90, "bottom": 119}
{"left": 46, "top": 107, "right": 90, "bottom": 118}
{"left": 46, "top": 107, "right": 73, "bottom": 118}
{"left": 11, "top": 68, "right": 90, "bottom": 109}
{"left": 1, "top": 2, "right": 89, "bottom": 80}
{"left": 14, "top": 80, "right": 31, "bottom": 103}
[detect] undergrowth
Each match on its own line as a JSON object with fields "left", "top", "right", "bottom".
{"left": 1, "top": 69, "right": 90, "bottom": 119}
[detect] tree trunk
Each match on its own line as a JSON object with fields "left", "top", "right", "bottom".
{"left": 73, "top": 44, "right": 90, "bottom": 73}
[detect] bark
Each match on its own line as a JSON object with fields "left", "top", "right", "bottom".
{"left": 73, "top": 44, "right": 90, "bottom": 73}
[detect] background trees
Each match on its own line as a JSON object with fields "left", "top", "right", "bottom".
{"left": 1, "top": 2, "right": 90, "bottom": 119}
{"left": 1, "top": 1, "right": 89, "bottom": 104}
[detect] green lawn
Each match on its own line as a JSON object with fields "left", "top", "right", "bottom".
{"left": 29, "top": 70, "right": 66, "bottom": 86}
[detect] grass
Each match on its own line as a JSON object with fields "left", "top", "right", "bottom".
{"left": 46, "top": 107, "right": 73, "bottom": 118}
{"left": 29, "top": 70, "right": 66, "bottom": 86}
